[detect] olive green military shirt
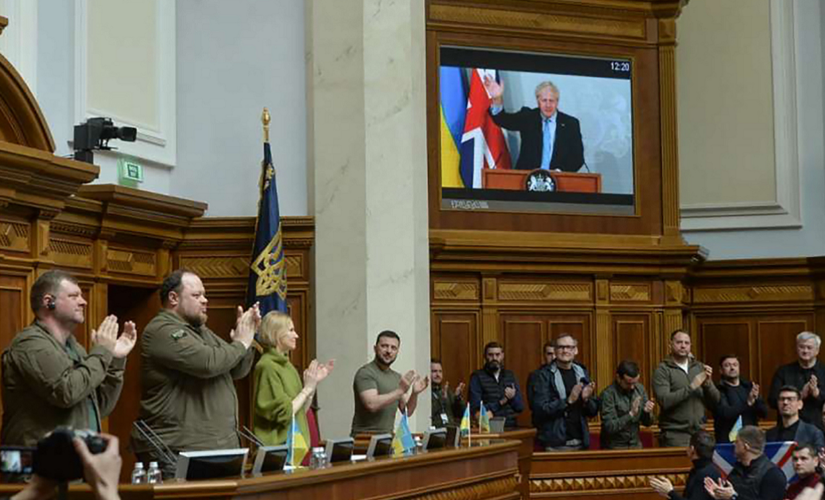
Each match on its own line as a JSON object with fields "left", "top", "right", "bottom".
{"left": 351, "top": 359, "right": 402, "bottom": 436}
{"left": 1, "top": 321, "right": 125, "bottom": 447}
{"left": 131, "top": 309, "right": 255, "bottom": 453}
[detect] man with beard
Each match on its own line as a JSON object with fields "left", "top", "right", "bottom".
{"left": 132, "top": 269, "right": 261, "bottom": 478}
{"left": 530, "top": 334, "right": 598, "bottom": 450}
{"left": 704, "top": 426, "right": 786, "bottom": 500}
{"left": 650, "top": 430, "right": 721, "bottom": 500}
{"left": 600, "top": 360, "right": 655, "bottom": 449}
{"left": 469, "top": 342, "right": 524, "bottom": 428}
{"left": 351, "top": 330, "right": 429, "bottom": 436}
{"left": 785, "top": 444, "right": 822, "bottom": 500}
{"left": 769, "top": 332, "right": 825, "bottom": 430}
{"left": 766, "top": 386, "right": 824, "bottom": 450}
{"left": 2, "top": 270, "right": 137, "bottom": 446}
{"left": 430, "top": 359, "right": 464, "bottom": 428}
{"left": 713, "top": 355, "right": 767, "bottom": 443}
{"left": 654, "top": 330, "right": 720, "bottom": 447}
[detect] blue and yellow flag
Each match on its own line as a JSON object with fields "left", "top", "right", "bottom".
{"left": 439, "top": 66, "right": 467, "bottom": 188}
{"left": 286, "top": 416, "right": 308, "bottom": 467}
{"left": 459, "top": 403, "right": 471, "bottom": 438}
{"left": 246, "top": 137, "right": 288, "bottom": 317}
{"left": 479, "top": 401, "right": 490, "bottom": 433}
{"left": 728, "top": 415, "right": 743, "bottom": 442}
{"left": 391, "top": 412, "right": 416, "bottom": 457}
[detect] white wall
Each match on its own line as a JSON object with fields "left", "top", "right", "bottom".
{"left": 173, "top": 0, "right": 307, "bottom": 216}
{"left": 680, "top": 0, "right": 825, "bottom": 259}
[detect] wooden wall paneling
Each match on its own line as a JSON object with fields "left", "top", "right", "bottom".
{"left": 500, "top": 315, "right": 546, "bottom": 428}
{"left": 0, "top": 269, "right": 30, "bottom": 349}
{"left": 612, "top": 314, "right": 653, "bottom": 392}
{"left": 757, "top": 315, "right": 815, "bottom": 420}
{"left": 696, "top": 319, "right": 752, "bottom": 384}
{"left": 105, "top": 284, "right": 161, "bottom": 482}
{"left": 431, "top": 311, "right": 478, "bottom": 403}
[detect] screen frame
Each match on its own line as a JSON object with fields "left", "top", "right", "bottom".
{"left": 427, "top": 29, "right": 666, "bottom": 238}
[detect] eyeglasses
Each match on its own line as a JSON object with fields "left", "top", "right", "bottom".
{"left": 778, "top": 396, "right": 799, "bottom": 402}
{"left": 555, "top": 345, "right": 576, "bottom": 350}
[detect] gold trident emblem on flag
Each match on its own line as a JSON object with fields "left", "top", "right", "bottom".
{"left": 251, "top": 229, "right": 287, "bottom": 299}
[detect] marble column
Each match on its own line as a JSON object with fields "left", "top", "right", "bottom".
{"left": 307, "top": 0, "right": 431, "bottom": 438}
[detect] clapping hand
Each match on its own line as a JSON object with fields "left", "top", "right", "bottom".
{"left": 412, "top": 374, "right": 430, "bottom": 394}
{"left": 630, "top": 395, "right": 642, "bottom": 417}
{"left": 568, "top": 383, "right": 583, "bottom": 404}
{"left": 399, "top": 370, "right": 416, "bottom": 392}
{"left": 455, "top": 381, "right": 466, "bottom": 399}
{"left": 643, "top": 399, "right": 655, "bottom": 414}
{"left": 747, "top": 383, "right": 760, "bottom": 406}
{"left": 581, "top": 382, "right": 596, "bottom": 401}
{"left": 704, "top": 477, "right": 736, "bottom": 500}
{"left": 649, "top": 477, "right": 673, "bottom": 497}
{"left": 112, "top": 320, "right": 137, "bottom": 359}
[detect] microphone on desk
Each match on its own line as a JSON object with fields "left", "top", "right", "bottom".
{"left": 133, "top": 420, "right": 177, "bottom": 468}
{"left": 238, "top": 426, "right": 265, "bottom": 448}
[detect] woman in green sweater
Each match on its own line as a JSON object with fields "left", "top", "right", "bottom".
{"left": 253, "top": 311, "right": 334, "bottom": 446}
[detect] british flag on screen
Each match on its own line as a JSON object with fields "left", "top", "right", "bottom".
{"left": 712, "top": 441, "right": 797, "bottom": 482}
{"left": 460, "top": 68, "right": 511, "bottom": 188}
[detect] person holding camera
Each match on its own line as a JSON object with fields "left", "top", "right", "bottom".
{"left": 11, "top": 433, "right": 122, "bottom": 500}
{"left": 1, "top": 270, "right": 137, "bottom": 447}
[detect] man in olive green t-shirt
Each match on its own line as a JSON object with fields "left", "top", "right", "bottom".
{"left": 351, "top": 330, "right": 429, "bottom": 436}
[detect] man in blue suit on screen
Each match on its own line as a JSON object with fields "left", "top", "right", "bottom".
{"left": 484, "top": 77, "right": 585, "bottom": 172}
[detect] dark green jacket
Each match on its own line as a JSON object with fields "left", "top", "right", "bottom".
{"left": 599, "top": 380, "right": 654, "bottom": 449}
{"left": 653, "top": 357, "right": 720, "bottom": 436}
{"left": 1, "top": 321, "right": 125, "bottom": 446}
{"left": 131, "top": 310, "right": 254, "bottom": 453}
{"left": 431, "top": 384, "right": 464, "bottom": 428}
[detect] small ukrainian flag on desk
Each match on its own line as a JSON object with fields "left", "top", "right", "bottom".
{"left": 479, "top": 401, "right": 490, "bottom": 433}
{"left": 460, "top": 403, "right": 471, "bottom": 439}
{"left": 286, "top": 415, "right": 308, "bottom": 467}
{"left": 391, "top": 411, "right": 416, "bottom": 457}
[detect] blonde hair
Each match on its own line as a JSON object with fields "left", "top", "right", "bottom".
{"left": 534, "top": 81, "right": 560, "bottom": 100}
{"left": 259, "top": 311, "right": 292, "bottom": 349}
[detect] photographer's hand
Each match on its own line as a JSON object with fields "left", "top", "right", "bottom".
{"left": 74, "top": 434, "right": 122, "bottom": 500}
{"left": 11, "top": 474, "right": 57, "bottom": 500}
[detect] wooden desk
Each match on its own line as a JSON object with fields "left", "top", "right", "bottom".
{"left": 469, "top": 428, "right": 536, "bottom": 500}
{"left": 529, "top": 447, "right": 691, "bottom": 500}
{"left": 0, "top": 440, "right": 520, "bottom": 500}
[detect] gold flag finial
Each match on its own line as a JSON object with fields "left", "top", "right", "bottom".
{"left": 261, "top": 107, "right": 271, "bottom": 142}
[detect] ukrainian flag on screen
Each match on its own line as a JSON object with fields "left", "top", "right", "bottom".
{"left": 391, "top": 412, "right": 416, "bottom": 457}
{"left": 460, "top": 403, "right": 470, "bottom": 438}
{"left": 440, "top": 66, "right": 466, "bottom": 188}
{"left": 479, "top": 401, "right": 490, "bottom": 433}
{"left": 286, "top": 416, "right": 308, "bottom": 467}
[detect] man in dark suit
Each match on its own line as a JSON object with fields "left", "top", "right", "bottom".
{"left": 484, "top": 77, "right": 584, "bottom": 172}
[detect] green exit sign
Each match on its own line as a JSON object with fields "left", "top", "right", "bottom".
{"left": 118, "top": 159, "right": 144, "bottom": 187}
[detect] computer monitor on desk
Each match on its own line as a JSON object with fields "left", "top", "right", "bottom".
{"left": 252, "top": 445, "right": 288, "bottom": 475}
{"left": 422, "top": 429, "right": 447, "bottom": 451}
{"left": 366, "top": 434, "right": 393, "bottom": 459}
{"left": 175, "top": 448, "right": 249, "bottom": 480}
{"left": 324, "top": 438, "right": 355, "bottom": 464}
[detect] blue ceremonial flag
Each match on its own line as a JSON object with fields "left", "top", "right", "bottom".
{"left": 246, "top": 139, "right": 288, "bottom": 317}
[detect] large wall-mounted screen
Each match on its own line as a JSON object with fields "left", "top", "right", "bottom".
{"left": 439, "top": 46, "right": 635, "bottom": 215}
